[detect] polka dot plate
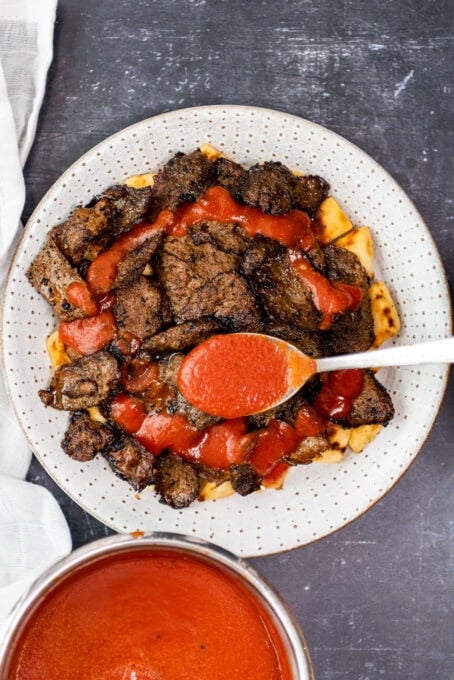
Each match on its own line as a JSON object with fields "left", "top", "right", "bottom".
{"left": 1, "top": 106, "right": 451, "bottom": 557}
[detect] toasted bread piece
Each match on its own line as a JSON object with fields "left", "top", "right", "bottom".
{"left": 46, "top": 331, "right": 71, "bottom": 369}
{"left": 125, "top": 173, "right": 156, "bottom": 188}
{"left": 316, "top": 197, "right": 353, "bottom": 244}
{"left": 335, "top": 226, "right": 374, "bottom": 278}
{"left": 349, "top": 424, "right": 383, "bottom": 453}
{"left": 369, "top": 281, "right": 401, "bottom": 347}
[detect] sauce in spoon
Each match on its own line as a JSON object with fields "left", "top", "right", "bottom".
{"left": 178, "top": 333, "right": 454, "bottom": 418}
{"left": 178, "top": 333, "right": 316, "bottom": 418}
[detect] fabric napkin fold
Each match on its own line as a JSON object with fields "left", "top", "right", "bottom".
{"left": 0, "top": 0, "right": 72, "bottom": 629}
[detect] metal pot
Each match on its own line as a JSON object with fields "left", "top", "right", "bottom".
{"left": 0, "top": 532, "right": 314, "bottom": 679}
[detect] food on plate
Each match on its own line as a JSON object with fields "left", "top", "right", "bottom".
{"left": 27, "top": 147, "right": 400, "bottom": 507}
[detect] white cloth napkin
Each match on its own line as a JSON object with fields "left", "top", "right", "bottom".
{"left": 0, "top": 0, "right": 71, "bottom": 627}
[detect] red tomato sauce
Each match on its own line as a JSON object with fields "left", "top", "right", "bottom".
{"left": 289, "top": 251, "right": 363, "bottom": 329}
{"left": 314, "top": 369, "right": 365, "bottom": 420}
{"left": 178, "top": 333, "right": 315, "bottom": 418}
{"left": 7, "top": 550, "right": 292, "bottom": 680}
{"left": 174, "top": 185, "right": 315, "bottom": 249}
{"left": 58, "top": 309, "right": 117, "bottom": 355}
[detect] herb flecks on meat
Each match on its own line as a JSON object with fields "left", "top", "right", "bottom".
{"left": 28, "top": 148, "right": 395, "bottom": 504}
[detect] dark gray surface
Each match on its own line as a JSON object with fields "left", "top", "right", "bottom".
{"left": 24, "top": 1, "right": 453, "bottom": 678}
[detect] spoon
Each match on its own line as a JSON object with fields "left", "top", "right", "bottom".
{"left": 178, "top": 333, "right": 454, "bottom": 418}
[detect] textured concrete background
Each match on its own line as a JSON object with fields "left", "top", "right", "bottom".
{"left": 25, "top": 1, "right": 453, "bottom": 678}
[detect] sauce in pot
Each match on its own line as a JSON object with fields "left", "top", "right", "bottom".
{"left": 7, "top": 549, "right": 293, "bottom": 680}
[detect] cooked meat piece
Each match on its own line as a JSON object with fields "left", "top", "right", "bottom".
{"left": 292, "top": 175, "right": 330, "bottom": 216}
{"left": 322, "top": 301, "right": 374, "bottom": 355}
{"left": 103, "top": 436, "right": 154, "bottom": 491}
{"left": 212, "top": 272, "right": 261, "bottom": 331}
{"left": 198, "top": 465, "right": 230, "bottom": 485}
{"left": 53, "top": 186, "right": 152, "bottom": 267}
{"left": 230, "top": 463, "right": 262, "bottom": 496}
{"left": 113, "top": 277, "right": 170, "bottom": 341}
{"left": 153, "top": 150, "right": 216, "bottom": 211}
{"left": 142, "top": 318, "right": 221, "bottom": 353}
{"left": 113, "top": 229, "right": 164, "bottom": 289}
{"left": 154, "top": 453, "right": 200, "bottom": 508}
{"left": 344, "top": 370, "right": 394, "bottom": 427}
{"left": 153, "top": 354, "right": 220, "bottom": 428}
{"left": 189, "top": 221, "right": 250, "bottom": 255}
{"left": 101, "top": 185, "right": 153, "bottom": 232}
{"left": 173, "top": 393, "right": 221, "bottom": 430}
{"left": 157, "top": 353, "right": 184, "bottom": 387}
{"left": 51, "top": 199, "right": 113, "bottom": 267}
{"left": 322, "top": 244, "right": 374, "bottom": 355}
{"left": 214, "top": 157, "right": 248, "bottom": 200}
{"left": 242, "top": 238, "right": 321, "bottom": 331}
{"left": 158, "top": 234, "right": 260, "bottom": 330}
{"left": 305, "top": 241, "right": 326, "bottom": 273}
{"left": 61, "top": 411, "right": 114, "bottom": 461}
{"left": 26, "top": 235, "right": 88, "bottom": 321}
{"left": 241, "top": 162, "right": 295, "bottom": 215}
{"left": 282, "top": 435, "right": 329, "bottom": 465}
{"left": 324, "top": 244, "right": 370, "bottom": 288}
{"left": 262, "top": 322, "right": 322, "bottom": 358}
{"left": 39, "top": 351, "right": 120, "bottom": 410}
{"left": 248, "top": 392, "right": 309, "bottom": 429}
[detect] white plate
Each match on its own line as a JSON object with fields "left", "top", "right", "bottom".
{"left": 2, "top": 105, "right": 451, "bottom": 557}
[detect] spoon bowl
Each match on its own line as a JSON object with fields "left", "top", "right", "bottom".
{"left": 178, "top": 333, "right": 454, "bottom": 417}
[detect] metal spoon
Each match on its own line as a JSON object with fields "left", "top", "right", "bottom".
{"left": 179, "top": 333, "right": 454, "bottom": 417}
{"left": 264, "top": 334, "right": 454, "bottom": 409}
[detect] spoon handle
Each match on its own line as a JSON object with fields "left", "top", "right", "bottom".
{"left": 316, "top": 336, "right": 454, "bottom": 373}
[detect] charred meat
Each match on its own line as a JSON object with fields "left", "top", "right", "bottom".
{"left": 39, "top": 351, "right": 119, "bottom": 410}
{"left": 62, "top": 411, "right": 115, "bottom": 462}
{"left": 154, "top": 454, "right": 200, "bottom": 508}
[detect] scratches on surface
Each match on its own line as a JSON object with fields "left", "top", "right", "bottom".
{"left": 394, "top": 69, "right": 415, "bottom": 98}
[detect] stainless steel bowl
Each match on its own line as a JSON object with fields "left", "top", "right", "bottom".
{"left": 0, "top": 532, "right": 314, "bottom": 679}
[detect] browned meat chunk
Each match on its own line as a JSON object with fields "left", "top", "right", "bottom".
{"left": 39, "top": 351, "right": 120, "bottom": 410}
{"left": 113, "top": 229, "right": 164, "bottom": 289}
{"left": 142, "top": 318, "right": 221, "bottom": 353}
{"left": 51, "top": 198, "right": 113, "bottom": 266}
{"left": 189, "top": 221, "right": 250, "bottom": 255}
{"left": 154, "top": 354, "right": 220, "bottom": 429}
{"left": 345, "top": 370, "right": 394, "bottom": 427}
{"left": 172, "top": 394, "right": 221, "bottom": 430}
{"left": 52, "top": 186, "right": 152, "bottom": 267}
{"left": 154, "top": 454, "right": 200, "bottom": 508}
{"left": 61, "top": 411, "right": 114, "bottom": 461}
{"left": 101, "top": 185, "right": 152, "bottom": 231}
{"left": 103, "top": 436, "right": 154, "bottom": 491}
{"left": 282, "top": 435, "right": 329, "bottom": 465}
{"left": 305, "top": 241, "right": 326, "bottom": 273}
{"left": 153, "top": 150, "right": 216, "bottom": 211}
{"left": 242, "top": 238, "right": 321, "bottom": 331}
{"left": 262, "top": 322, "right": 322, "bottom": 358}
{"left": 322, "top": 244, "right": 374, "bottom": 355}
{"left": 26, "top": 236, "right": 88, "bottom": 321}
{"left": 230, "top": 463, "right": 262, "bottom": 496}
{"left": 113, "top": 277, "right": 171, "bottom": 341}
{"left": 242, "top": 162, "right": 295, "bottom": 215}
{"left": 158, "top": 233, "right": 260, "bottom": 330}
{"left": 293, "top": 175, "right": 330, "bottom": 216}
{"left": 324, "top": 244, "right": 370, "bottom": 288}
{"left": 248, "top": 392, "right": 309, "bottom": 430}
{"left": 214, "top": 157, "right": 248, "bottom": 200}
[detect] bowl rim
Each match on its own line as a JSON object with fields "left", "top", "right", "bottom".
{"left": 0, "top": 531, "right": 315, "bottom": 679}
